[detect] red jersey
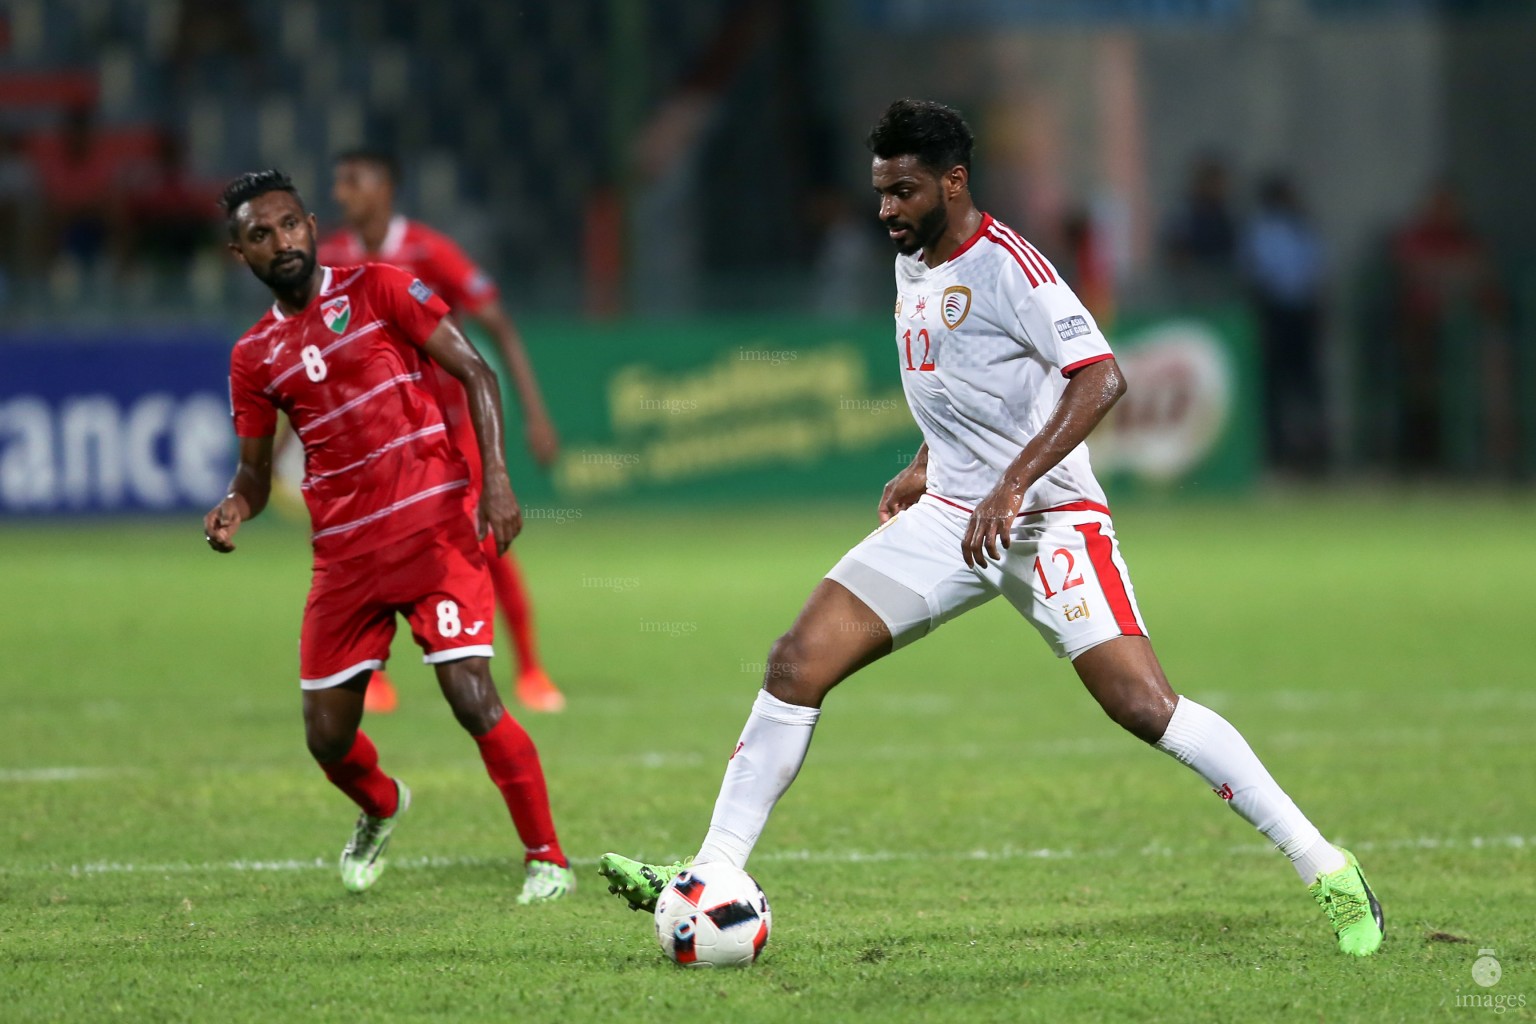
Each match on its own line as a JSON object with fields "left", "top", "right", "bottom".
{"left": 318, "top": 215, "right": 499, "bottom": 314}
{"left": 318, "top": 215, "right": 499, "bottom": 491}
{"left": 229, "top": 264, "right": 467, "bottom": 562}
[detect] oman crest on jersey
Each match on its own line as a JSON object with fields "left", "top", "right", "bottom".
{"left": 321, "top": 295, "right": 351, "bottom": 334}
{"left": 941, "top": 285, "right": 972, "bottom": 329}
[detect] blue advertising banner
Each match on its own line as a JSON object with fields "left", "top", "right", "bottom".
{"left": 0, "top": 332, "right": 235, "bottom": 515}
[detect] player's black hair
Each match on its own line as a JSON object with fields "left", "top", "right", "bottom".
{"left": 333, "top": 146, "right": 401, "bottom": 184}
{"left": 220, "top": 169, "right": 304, "bottom": 238}
{"left": 865, "top": 99, "right": 974, "bottom": 177}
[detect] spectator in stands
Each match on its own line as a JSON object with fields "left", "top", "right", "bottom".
{"left": 121, "top": 130, "right": 220, "bottom": 276}
{"left": 0, "top": 128, "right": 38, "bottom": 301}
{"left": 808, "top": 186, "right": 881, "bottom": 317}
{"left": 1162, "top": 154, "right": 1238, "bottom": 301}
{"left": 172, "top": 0, "right": 260, "bottom": 92}
{"left": 1061, "top": 205, "right": 1115, "bottom": 329}
{"left": 1241, "top": 174, "right": 1328, "bottom": 476}
{"left": 28, "top": 103, "right": 123, "bottom": 279}
{"left": 1389, "top": 180, "right": 1505, "bottom": 473}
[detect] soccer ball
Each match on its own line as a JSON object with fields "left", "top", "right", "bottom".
{"left": 653, "top": 863, "right": 771, "bottom": 967}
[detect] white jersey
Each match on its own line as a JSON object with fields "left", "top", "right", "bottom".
{"left": 893, "top": 213, "right": 1115, "bottom": 512}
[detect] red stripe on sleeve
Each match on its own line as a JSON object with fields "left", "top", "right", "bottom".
{"left": 1061, "top": 353, "right": 1115, "bottom": 378}
{"left": 1075, "top": 521, "right": 1143, "bottom": 637}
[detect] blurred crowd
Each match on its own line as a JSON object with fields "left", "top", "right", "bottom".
{"left": 1146, "top": 155, "right": 1515, "bottom": 481}
{"left": 1, "top": 0, "right": 1526, "bottom": 484}
{"left": 0, "top": 102, "right": 222, "bottom": 305}
{"left": 1, "top": 109, "right": 1519, "bottom": 481}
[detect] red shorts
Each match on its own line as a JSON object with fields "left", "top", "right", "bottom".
{"left": 299, "top": 516, "right": 496, "bottom": 689}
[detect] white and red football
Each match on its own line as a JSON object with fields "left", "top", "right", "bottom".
{"left": 653, "top": 863, "right": 771, "bottom": 967}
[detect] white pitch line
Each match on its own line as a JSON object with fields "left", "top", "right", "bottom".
{"left": 0, "top": 767, "right": 118, "bottom": 782}
{"left": 3, "top": 834, "right": 1527, "bottom": 880}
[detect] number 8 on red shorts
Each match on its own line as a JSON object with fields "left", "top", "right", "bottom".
{"left": 299, "top": 514, "right": 497, "bottom": 689}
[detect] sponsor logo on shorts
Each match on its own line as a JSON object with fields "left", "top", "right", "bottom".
{"left": 941, "top": 285, "right": 972, "bottom": 329}
{"left": 1054, "top": 314, "right": 1091, "bottom": 341}
{"left": 463, "top": 621, "right": 486, "bottom": 636}
{"left": 1063, "top": 598, "right": 1090, "bottom": 621}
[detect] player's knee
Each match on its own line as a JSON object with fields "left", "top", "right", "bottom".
{"left": 451, "top": 701, "right": 503, "bottom": 736}
{"left": 305, "top": 721, "right": 357, "bottom": 764}
{"left": 436, "top": 659, "right": 503, "bottom": 734}
{"left": 763, "top": 630, "right": 828, "bottom": 703}
{"left": 1103, "top": 693, "right": 1174, "bottom": 744}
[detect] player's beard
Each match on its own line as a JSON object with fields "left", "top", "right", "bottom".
{"left": 887, "top": 201, "right": 949, "bottom": 257}
{"left": 257, "top": 241, "right": 316, "bottom": 291}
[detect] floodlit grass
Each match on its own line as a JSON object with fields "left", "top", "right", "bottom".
{"left": 2, "top": 494, "right": 1533, "bottom": 1022}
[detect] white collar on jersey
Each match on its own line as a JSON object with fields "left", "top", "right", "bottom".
{"left": 269, "top": 265, "right": 332, "bottom": 321}
{"left": 379, "top": 214, "right": 408, "bottom": 258}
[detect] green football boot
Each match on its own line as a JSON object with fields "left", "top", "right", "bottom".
{"left": 1310, "top": 848, "right": 1384, "bottom": 956}
{"left": 339, "top": 780, "right": 410, "bottom": 893}
{"left": 518, "top": 860, "right": 577, "bottom": 905}
{"left": 597, "top": 852, "right": 690, "bottom": 912}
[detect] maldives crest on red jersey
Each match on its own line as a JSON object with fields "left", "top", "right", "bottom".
{"left": 321, "top": 295, "right": 351, "bottom": 334}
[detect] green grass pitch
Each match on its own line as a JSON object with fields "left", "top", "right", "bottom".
{"left": 2, "top": 495, "right": 1533, "bottom": 1022}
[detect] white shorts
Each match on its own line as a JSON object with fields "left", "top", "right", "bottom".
{"left": 825, "top": 495, "right": 1148, "bottom": 659}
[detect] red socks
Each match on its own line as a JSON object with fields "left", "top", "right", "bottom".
{"left": 319, "top": 730, "right": 398, "bottom": 819}
{"left": 482, "top": 537, "right": 540, "bottom": 672}
{"left": 318, "top": 718, "right": 562, "bottom": 867}
{"left": 474, "top": 713, "right": 566, "bottom": 866}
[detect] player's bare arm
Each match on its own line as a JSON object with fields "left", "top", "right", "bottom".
{"left": 204, "top": 435, "right": 274, "bottom": 553}
{"left": 961, "top": 358, "right": 1126, "bottom": 568}
{"left": 878, "top": 443, "right": 928, "bottom": 523}
{"left": 421, "top": 319, "right": 522, "bottom": 553}
{"left": 472, "top": 302, "right": 560, "bottom": 468}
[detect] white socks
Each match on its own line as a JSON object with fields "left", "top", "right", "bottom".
{"left": 693, "top": 691, "right": 1343, "bottom": 883}
{"left": 1157, "top": 696, "right": 1347, "bottom": 883}
{"left": 695, "top": 690, "right": 820, "bottom": 869}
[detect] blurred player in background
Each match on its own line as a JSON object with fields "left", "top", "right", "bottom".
{"left": 599, "top": 100, "right": 1384, "bottom": 957}
{"left": 312, "top": 147, "right": 564, "bottom": 715}
{"left": 206, "top": 170, "right": 574, "bottom": 903}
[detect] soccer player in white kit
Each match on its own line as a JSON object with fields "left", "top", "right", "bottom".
{"left": 601, "top": 99, "right": 1383, "bottom": 956}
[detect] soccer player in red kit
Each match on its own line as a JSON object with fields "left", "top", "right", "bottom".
{"left": 204, "top": 170, "right": 574, "bottom": 903}
{"left": 317, "top": 148, "right": 564, "bottom": 716}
